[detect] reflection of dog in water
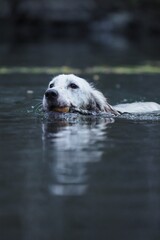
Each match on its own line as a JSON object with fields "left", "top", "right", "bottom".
{"left": 42, "top": 119, "right": 112, "bottom": 196}
{"left": 43, "top": 74, "right": 160, "bottom": 116}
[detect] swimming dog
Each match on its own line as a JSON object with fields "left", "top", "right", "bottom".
{"left": 43, "top": 74, "right": 160, "bottom": 115}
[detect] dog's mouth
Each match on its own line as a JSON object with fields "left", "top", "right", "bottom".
{"left": 48, "top": 106, "right": 96, "bottom": 116}
{"left": 47, "top": 103, "right": 107, "bottom": 115}
{"left": 48, "top": 105, "right": 90, "bottom": 115}
{"left": 48, "top": 102, "right": 81, "bottom": 113}
{"left": 48, "top": 105, "right": 70, "bottom": 113}
{"left": 51, "top": 106, "right": 70, "bottom": 113}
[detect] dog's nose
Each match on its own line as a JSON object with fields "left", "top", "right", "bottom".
{"left": 45, "top": 89, "right": 58, "bottom": 99}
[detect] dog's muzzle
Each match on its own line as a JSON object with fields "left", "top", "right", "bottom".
{"left": 44, "top": 89, "right": 70, "bottom": 113}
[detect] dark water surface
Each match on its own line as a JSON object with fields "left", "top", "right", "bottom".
{"left": 0, "top": 39, "right": 160, "bottom": 240}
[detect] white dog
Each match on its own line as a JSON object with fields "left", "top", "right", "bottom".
{"left": 43, "top": 74, "right": 160, "bottom": 115}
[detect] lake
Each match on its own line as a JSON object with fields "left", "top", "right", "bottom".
{"left": 0, "top": 37, "right": 160, "bottom": 240}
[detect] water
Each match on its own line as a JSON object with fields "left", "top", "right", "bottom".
{"left": 0, "top": 38, "right": 160, "bottom": 240}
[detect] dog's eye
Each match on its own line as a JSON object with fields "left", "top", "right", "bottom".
{"left": 49, "top": 83, "right": 54, "bottom": 88}
{"left": 69, "top": 83, "right": 79, "bottom": 89}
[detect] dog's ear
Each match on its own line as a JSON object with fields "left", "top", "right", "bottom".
{"left": 90, "top": 89, "right": 120, "bottom": 115}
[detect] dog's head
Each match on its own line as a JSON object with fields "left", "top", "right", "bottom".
{"left": 43, "top": 74, "right": 119, "bottom": 115}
